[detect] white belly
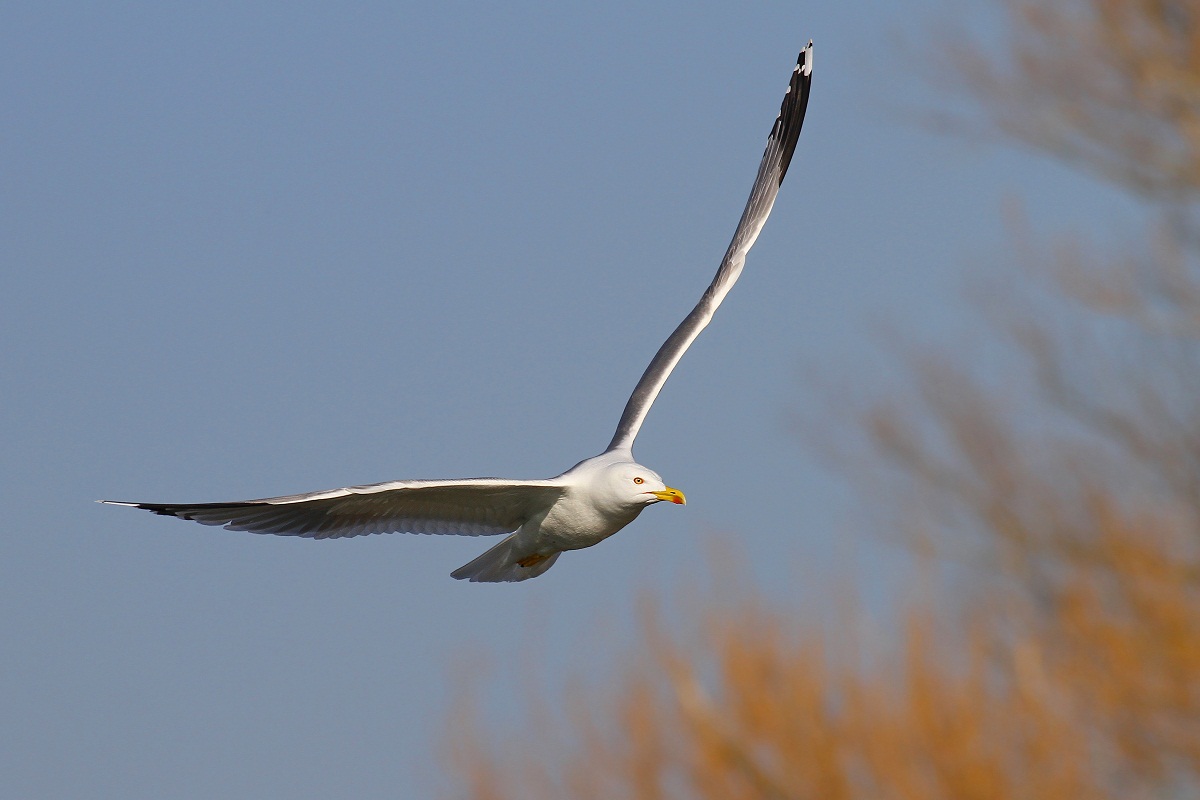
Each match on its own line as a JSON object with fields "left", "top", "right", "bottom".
{"left": 533, "top": 492, "right": 645, "bottom": 551}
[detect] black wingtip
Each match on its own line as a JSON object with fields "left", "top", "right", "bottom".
{"left": 773, "top": 41, "right": 813, "bottom": 186}
{"left": 104, "top": 500, "right": 183, "bottom": 517}
{"left": 101, "top": 499, "right": 268, "bottom": 523}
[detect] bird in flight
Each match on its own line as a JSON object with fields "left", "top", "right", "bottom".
{"left": 103, "top": 43, "right": 814, "bottom": 582}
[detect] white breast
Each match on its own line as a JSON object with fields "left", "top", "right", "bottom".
{"left": 535, "top": 488, "right": 645, "bottom": 551}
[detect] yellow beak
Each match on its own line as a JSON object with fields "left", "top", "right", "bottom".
{"left": 652, "top": 486, "right": 686, "bottom": 505}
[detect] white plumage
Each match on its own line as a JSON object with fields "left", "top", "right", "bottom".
{"left": 102, "top": 43, "right": 814, "bottom": 582}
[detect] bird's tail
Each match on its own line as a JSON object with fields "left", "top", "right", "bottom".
{"left": 451, "top": 534, "right": 561, "bottom": 583}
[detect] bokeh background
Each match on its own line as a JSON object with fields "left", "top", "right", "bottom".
{"left": 6, "top": 1, "right": 1191, "bottom": 797}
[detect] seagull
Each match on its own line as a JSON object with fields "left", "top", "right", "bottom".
{"left": 102, "top": 43, "right": 814, "bottom": 582}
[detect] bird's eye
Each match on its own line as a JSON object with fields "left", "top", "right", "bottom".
{"left": 633, "top": 477, "right": 645, "bottom": 485}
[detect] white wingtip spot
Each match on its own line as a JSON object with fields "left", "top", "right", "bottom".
{"left": 801, "top": 42, "right": 813, "bottom": 77}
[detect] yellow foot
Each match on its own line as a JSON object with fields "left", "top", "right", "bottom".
{"left": 517, "top": 553, "right": 552, "bottom": 568}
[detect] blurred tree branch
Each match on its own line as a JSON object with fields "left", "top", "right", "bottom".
{"left": 946, "top": 0, "right": 1200, "bottom": 201}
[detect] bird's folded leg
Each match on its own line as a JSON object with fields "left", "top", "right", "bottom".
{"left": 516, "top": 553, "right": 553, "bottom": 568}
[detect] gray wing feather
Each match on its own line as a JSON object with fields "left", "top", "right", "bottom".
{"left": 102, "top": 478, "right": 566, "bottom": 539}
{"left": 607, "top": 43, "right": 813, "bottom": 453}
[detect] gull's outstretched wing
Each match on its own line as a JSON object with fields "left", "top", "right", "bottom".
{"left": 607, "top": 42, "right": 813, "bottom": 453}
{"left": 101, "top": 478, "right": 566, "bottom": 539}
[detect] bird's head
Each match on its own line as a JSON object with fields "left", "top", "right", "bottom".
{"left": 601, "top": 462, "right": 686, "bottom": 508}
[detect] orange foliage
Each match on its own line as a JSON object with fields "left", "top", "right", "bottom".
{"left": 446, "top": 494, "right": 1200, "bottom": 798}
{"left": 945, "top": 0, "right": 1200, "bottom": 199}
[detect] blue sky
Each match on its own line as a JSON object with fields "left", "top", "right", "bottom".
{"left": 1, "top": 2, "right": 1137, "bottom": 796}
